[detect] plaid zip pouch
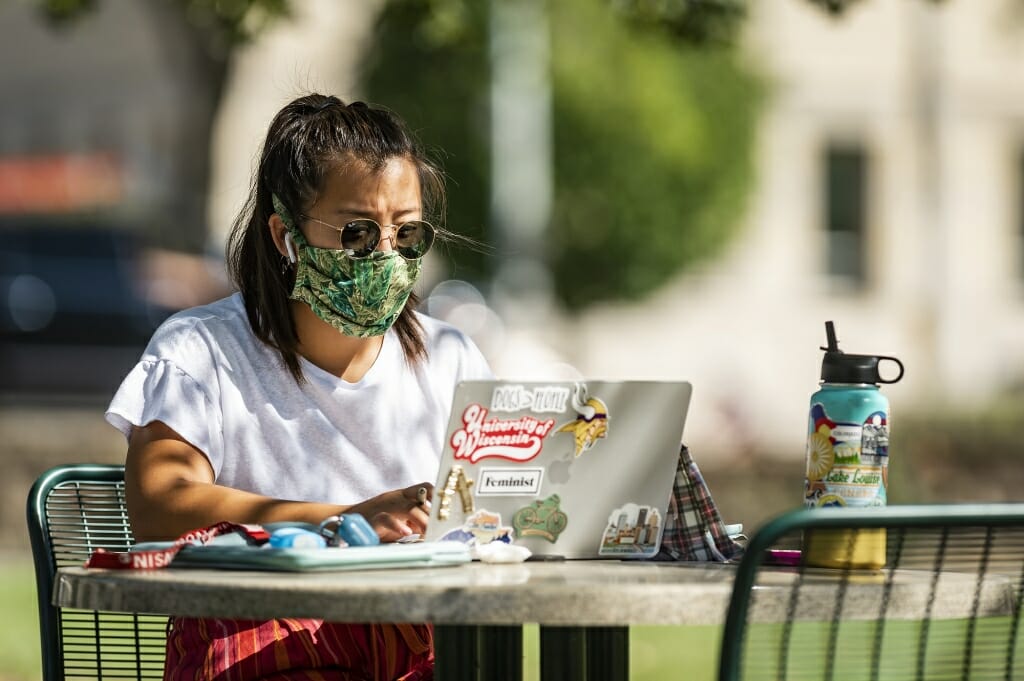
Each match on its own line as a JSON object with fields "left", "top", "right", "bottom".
{"left": 658, "top": 445, "right": 745, "bottom": 562}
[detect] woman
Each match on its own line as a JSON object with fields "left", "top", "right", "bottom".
{"left": 106, "top": 93, "right": 491, "bottom": 680}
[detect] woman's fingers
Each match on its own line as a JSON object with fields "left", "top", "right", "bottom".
{"left": 371, "top": 510, "right": 427, "bottom": 542}
{"left": 370, "top": 512, "right": 411, "bottom": 542}
{"left": 403, "top": 482, "right": 433, "bottom": 504}
{"left": 355, "top": 485, "right": 434, "bottom": 542}
{"left": 409, "top": 504, "right": 429, "bottom": 532}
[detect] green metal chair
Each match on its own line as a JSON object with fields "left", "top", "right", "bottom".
{"left": 27, "top": 464, "right": 168, "bottom": 680}
{"left": 719, "top": 504, "right": 1024, "bottom": 681}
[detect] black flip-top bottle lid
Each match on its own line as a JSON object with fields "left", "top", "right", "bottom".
{"left": 819, "top": 321, "right": 904, "bottom": 385}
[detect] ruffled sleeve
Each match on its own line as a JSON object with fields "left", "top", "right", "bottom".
{"left": 105, "top": 358, "right": 223, "bottom": 475}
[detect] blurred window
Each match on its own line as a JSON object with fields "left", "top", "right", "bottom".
{"left": 823, "top": 143, "right": 868, "bottom": 286}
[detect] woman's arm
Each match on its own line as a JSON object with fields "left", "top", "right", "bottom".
{"left": 125, "top": 420, "right": 430, "bottom": 543}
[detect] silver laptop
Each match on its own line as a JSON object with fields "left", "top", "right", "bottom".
{"left": 423, "top": 380, "right": 693, "bottom": 559}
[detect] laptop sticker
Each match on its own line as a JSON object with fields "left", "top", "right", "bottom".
{"left": 477, "top": 467, "right": 544, "bottom": 497}
{"left": 554, "top": 383, "right": 610, "bottom": 457}
{"left": 598, "top": 503, "right": 663, "bottom": 557}
{"left": 439, "top": 509, "right": 514, "bottom": 546}
{"left": 512, "top": 495, "right": 568, "bottom": 543}
{"left": 449, "top": 402, "right": 556, "bottom": 464}
{"left": 436, "top": 465, "right": 475, "bottom": 521}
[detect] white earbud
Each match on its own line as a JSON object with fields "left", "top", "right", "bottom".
{"left": 284, "top": 233, "right": 297, "bottom": 264}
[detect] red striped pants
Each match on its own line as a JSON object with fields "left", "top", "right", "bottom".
{"left": 164, "top": 617, "right": 433, "bottom": 681}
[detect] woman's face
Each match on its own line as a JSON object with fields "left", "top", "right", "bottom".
{"left": 301, "top": 156, "right": 422, "bottom": 253}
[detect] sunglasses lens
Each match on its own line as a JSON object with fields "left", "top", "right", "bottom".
{"left": 396, "top": 221, "right": 435, "bottom": 259}
{"left": 341, "top": 220, "right": 380, "bottom": 257}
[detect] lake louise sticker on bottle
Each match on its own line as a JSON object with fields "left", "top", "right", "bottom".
{"left": 805, "top": 404, "right": 887, "bottom": 509}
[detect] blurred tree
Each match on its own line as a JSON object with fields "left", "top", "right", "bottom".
{"left": 609, "top": 0, "right": 746, "bottom": 44}
{"left": 359, "top": 1, "right": 493, "bottom": 286}
{"left": 547, "top": 0, "right": 760, "bottom": 309}
{"left": 610, "top": 0, "right": 950, "bottom": 29}
{"left": 36, "top": 0, "right": 291, "bottom": 43}
{"left": 362, "top": 0, "right": 761, "bottom": 310}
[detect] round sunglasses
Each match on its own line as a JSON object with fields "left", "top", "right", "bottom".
{"left": 300, "top": 215, "right": 435, "bottom": 260}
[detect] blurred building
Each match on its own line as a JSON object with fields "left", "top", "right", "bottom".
{"left": 537, "top": 0, "right": 1024, "bottom": 460}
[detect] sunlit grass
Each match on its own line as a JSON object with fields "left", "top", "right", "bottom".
{"left": 738, "top": 617, "right": 1023, "bottom": 681}
{"left": 0, "top": 558, "right": 42, "bottom": 681}
{"left": 631, "top": 625, "right": 720, "bottom": 680}
{"left": 519, "top": 624, "right": 720, "bottom": 681}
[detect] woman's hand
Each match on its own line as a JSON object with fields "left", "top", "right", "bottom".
{"left": 348, "top": 483, "right": 433, "bottom": 543}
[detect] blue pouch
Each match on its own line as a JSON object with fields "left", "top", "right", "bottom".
{"left": 318, "top": 514, "right": 380, "bottom": 547}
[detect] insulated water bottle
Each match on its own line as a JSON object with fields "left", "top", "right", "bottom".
{"left": 804, "top": 321, "right": 904, "bottom": 569}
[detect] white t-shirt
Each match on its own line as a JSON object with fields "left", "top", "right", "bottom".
{"left": 106, "top": 292, "right": 492, "bottom": 505}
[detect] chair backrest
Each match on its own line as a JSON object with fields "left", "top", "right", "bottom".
{"left": 719, "top": 504, "right": 1024, "bottom": 681}
{"left": 27, "top": 464, "right": 167, "bottom": 681}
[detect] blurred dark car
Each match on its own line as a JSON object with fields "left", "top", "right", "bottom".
{"left": 0, "top": 219, "right": 176, "bottom": 399}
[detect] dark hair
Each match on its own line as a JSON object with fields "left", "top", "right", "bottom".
{"left": 226, "top": 94, "right": 446, "bottom": 381}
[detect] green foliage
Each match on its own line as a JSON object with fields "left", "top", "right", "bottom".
{"left": 362, "top": 0, "right": 762, "bottom": 310}
{"left": 610, "top": 0, "right": 747, "bottom": 44}
{"left": 611, "top": 0, "right": 950, "bottom": 28}
{"left": 176, "top": 0, "right": 292, "bottom": 46}
{"left": 549, "top": 0, "right": 760, "bottom": 308}
{"left": 35, "top": 0, "right": 292, "bottom": 45}
{"left": 360, "top": 0, "right": 493, "bottom": 285}
{"left": 36, "top": 0, "right": 98, "bottom": 24}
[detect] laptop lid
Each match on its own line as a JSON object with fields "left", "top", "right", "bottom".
{"left": 423, "top": 380, "right": 692, "bottom": 559}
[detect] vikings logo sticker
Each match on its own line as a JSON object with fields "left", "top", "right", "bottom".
{"left": 555, "top": 383, "right": 609, "bottom": 457}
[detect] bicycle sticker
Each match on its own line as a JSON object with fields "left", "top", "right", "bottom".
{"left": 512, "top": 494, "right": 568, "bottom": 543}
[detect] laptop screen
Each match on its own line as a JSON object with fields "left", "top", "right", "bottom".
{"left": 424, "top": 380, "right": 692, "bottom": 559}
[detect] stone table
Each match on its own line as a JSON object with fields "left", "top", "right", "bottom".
{"left": 55, "top": 560, "right": 1012, "bottom": 681}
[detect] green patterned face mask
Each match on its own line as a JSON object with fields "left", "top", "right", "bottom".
{"left": 274, "top": 196, "right": 421, "bottom": 337}
{"left": 288, "top": 227, "right": 421, "bottom": 337}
